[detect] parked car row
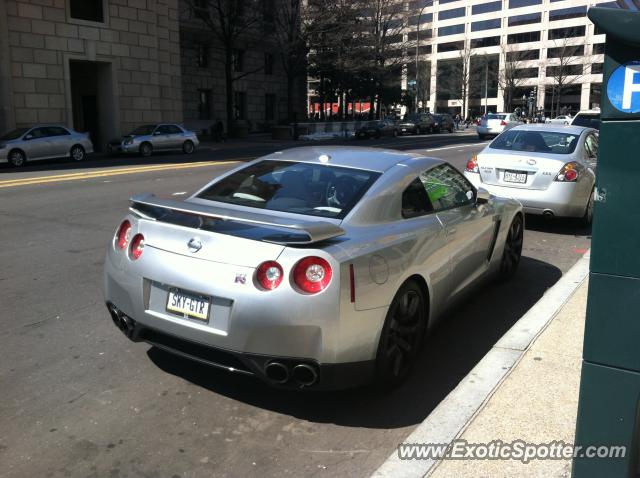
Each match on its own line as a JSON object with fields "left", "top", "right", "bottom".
{"left": 0, "top": 123, "right": 200, "bottom": 167}
{"left": 355, "top": 113, "right": 456, "bottom": 139}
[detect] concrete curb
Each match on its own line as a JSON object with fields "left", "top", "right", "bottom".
{"left": 371, "top": 250, "right": 591, "bottom": 478}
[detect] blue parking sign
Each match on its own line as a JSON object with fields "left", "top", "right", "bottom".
{"left": 607, "top": 60, "right": 640, "bottom": 113}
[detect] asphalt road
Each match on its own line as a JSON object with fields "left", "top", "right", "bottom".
{"left": 0, "top": 132, "right": 591, "bottom": 478}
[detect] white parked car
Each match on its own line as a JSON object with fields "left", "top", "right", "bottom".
{"left": 546, "top": 115, "right": 573, "bottom": 125}
{"left": 571, "top": 109, "right": 601, "bottom": 130}
{"left": 477, "top": 113, "right": 523, "bottom": 139}
{"left": 465, "top": 125, "right": 598, "bottom": 225}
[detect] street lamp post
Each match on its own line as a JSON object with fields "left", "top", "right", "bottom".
{"left": 414, "top": 3, "right": 430, "bottom": 113}
{"left": 483, "top": 54, "right": 488, "bottom": 116}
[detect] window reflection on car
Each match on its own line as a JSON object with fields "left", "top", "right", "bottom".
{"left": 490, "top": 130, "right": 580, "bottom": 154}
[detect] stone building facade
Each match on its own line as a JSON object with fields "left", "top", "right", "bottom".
{"left": 0, "top": 0, "right": 183, "bottom": 149}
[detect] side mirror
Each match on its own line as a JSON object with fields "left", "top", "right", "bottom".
{"left": 476, "top": 187, "right": 491, "bottom": 205}
{"left": 24, "top": 134, "right": 33, "bottom": 140}
{"left": 153, "top": 131, "right": 162, "bottom": 136}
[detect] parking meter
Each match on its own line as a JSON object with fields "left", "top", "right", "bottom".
{"left": 573, "top": 8, "right": 640, "bottom": 477}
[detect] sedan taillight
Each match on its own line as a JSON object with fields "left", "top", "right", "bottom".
{"left": 293, "top": 257, "right": 333, "bottom": 294}
{"left": 500, "top": 120, "right": 507, "bottom": 126}
{"left": 466, "top": 155, "right": 479, "bottom": 173}
{"left": 116, "top": 220, "right": 132, "bottom": 250}
{"left": 256, "top": 261, "right": 284, "bottom": 290}
{"left": 130, "top": 234, "right": 145, "bottom": 260}
{"left": 555, "top": 162, "right": 582, "bottom": 182}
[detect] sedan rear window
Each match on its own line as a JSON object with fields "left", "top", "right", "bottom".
{"left": 1, "top": 128, "right": 29, "bottom": 140}
{"left": 490, "top": 130, "right": 580, "bottom": 154}
{"left": 572, "top": 113, "right": 600, "bottom": 129}
{"left": 197, "top": 160, "right": 381, "bottom": 219}
{"left": 487, "top": 114, "right": 506, "bottom": 120}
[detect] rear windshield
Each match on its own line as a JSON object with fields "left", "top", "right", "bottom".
{"left": 197, "top": 160, "right": 381, "bottom": 219}
{"left": 490, "top": 130, "right": 580, "bottom": 154}
{"left": 572, "top": 114, "right": 600, "bottom": 129}
{"left": 130, "top": 125, "right": 156, "bottom": 136}
{"left": 1, "top": 128, "right": 29, "bottom": 140}
{"left": 487, "top": 114, "right": 506, "bottom": 120}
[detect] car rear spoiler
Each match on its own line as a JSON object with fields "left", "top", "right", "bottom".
{"left": 128, "top": 193, "right": 346, "bottom": 245}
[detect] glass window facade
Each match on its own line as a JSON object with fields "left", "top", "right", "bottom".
{"left": 472, "top": 1, "right": 501, "bottom": 14}
{"left": 548, "top": 25, "right": 585, "bottom": 40}
{"left": 547, "top": 45, "right": 584, "bottom": 58}
{"left": 549, "top": 6, "right": 587, "bottom": 21}
{"left": 471, "top": 19, "right": 501, "bottom": 31}
{"left": 509, "top": 0, "right": 542, "bottom": 8}
{"left": 507, "top": 31, "right": 541, "bottom": 44}
{"left": 508, "top": 12, "right": 541, "bottom": 26}
{"left": 438, "top": 41, "right": 464, "bottom": 52}
{"left": 439, "top": 7, "right": 465, "bottom": 20}
{"left": 506, "top": 49, "right": 540, "bottom": 61}
{"left": 439, "top": 24, "right": 465, "bottom": 36}
{"left": 470, "top": 36, "right": 500, "bottom": 48}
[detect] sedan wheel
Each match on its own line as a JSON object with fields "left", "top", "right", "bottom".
{"left": 582, "top": 188, "right": 595, "bottom": 227}
{"left": 415, "top": 127, "right": 421, "bottom": 135}
{"left": 70, "top": 145, "right": 85, "bottom": 162}
{"left": 375, "top": 280, "right": 426, "bottom": 389}
{"left": 8, "top": 149, "right": 26, "bottom": 167}
{"left": 139, "top": 142, "right": 153, "bottom": 157}
{"left": 182, "top": 140, "right": 195, "bottom": 154}
{"left": 393, "top": 129, "right": 398, "bottom": 137}
{"left": 498, "top": 215, "right": 524, "bottom": 281}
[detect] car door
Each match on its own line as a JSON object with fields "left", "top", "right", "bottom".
{"left": 152, "top": 125, "right": 171, "bottom": 150}
{"left": 164, "top": 124, "right": 185, "bottom": 149}
{"left": 22, "top": 127, "right": 53, "bottom": 160}
{"left": 421, "top": 164, "right": 499, "bottom": 298}
{"left": 45, "top": 126, "right": 72, "bottom": 157}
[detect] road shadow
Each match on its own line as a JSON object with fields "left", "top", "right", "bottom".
{"left": 524, "top": 214, "right": 592, "bottom": 239}
{"left": 147, "top": 255, "right": 562, "bottom": 430}
{"left": 0, "top": 134, "right": 482, "bottom": 175}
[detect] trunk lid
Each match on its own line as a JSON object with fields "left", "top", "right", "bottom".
{"left": 477, "top": 151, "right": 567, "bottom": 190}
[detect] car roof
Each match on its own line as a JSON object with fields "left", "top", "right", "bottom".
{"left": 574, "top": 109, "right": 600, "bottom": 115}
{"left": 260, "top": 146, "right": 439, "bottom": 173}
{"left": 509, "top": 124, "right": 595, "bottom": 135}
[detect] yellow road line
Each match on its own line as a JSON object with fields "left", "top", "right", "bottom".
{"left": 0, "top": 160, "right": 243, "bottom": 188}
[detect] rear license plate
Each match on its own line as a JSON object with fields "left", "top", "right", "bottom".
{"left": 166, "top": 289, "right": 211, "bottom": 322}
{"left": 402, "top": 128, "right": 407, "bottom": 132}
{"left": 503, "top": 170, "right": 527, "bottom": 184}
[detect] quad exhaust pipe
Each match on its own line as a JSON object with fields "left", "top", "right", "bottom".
{"left": 264, "top": 361, "right": 319, "bottom": 386}
{"left": 107, "top": 303, "right": 135, "bottom": 337}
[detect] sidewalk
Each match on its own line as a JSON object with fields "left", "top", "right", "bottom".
{"left": 429, "top": 278, "right": 587, "bottom": 478}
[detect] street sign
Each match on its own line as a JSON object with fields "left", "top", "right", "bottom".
{"left": 607, "top": 60, "right": 640, "bottom": 113}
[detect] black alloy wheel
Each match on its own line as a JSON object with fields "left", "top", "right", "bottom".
{"left": 499, "top": 215, "right": 524, "bottom": 281}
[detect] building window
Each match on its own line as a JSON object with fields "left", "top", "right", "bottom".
{"left": 508, "top": 13, "right": 541, "bottom": 27}
{"left": 438, "top": 41, "right": 464, "bottom": 53}
{"left": 233, "top": 50, "right": 244, "bottom": 72}
{"left": 507, "top": 31, "right": 541, "bottom": 44}
{"left": 472, "top": 1, "right": 501, "bottom": 14}
{"left": 194, "top": 0, "right": 210, "bottom": 19}
{"left": 514, "top": 68, "right": 539, "bottom": 79}
{"left": 508, "top": 0, "right": 542, "bottom": 8}
{"left": 471, "top": 19, "right": 501, "bottom": 32}
{"left": 549, "top": 6, "right": 587, "bottom": 21}
{"left": 592, "top": 43, "right": 606, "bottom": 55}
{"left": 506, "top": 49, "right": 540, "bottom": 61}
{"left": 264, "top": 53, "right": 274, "bottom": 75}
{"left": 549, "top": 26, "right": 585, "bottom": 40}
{"left": 439, "top": 7, "right": 465, "bottom": 21}
{"left": 198, "top": 90, "right": 211, "bottom": 120}
{"left": 263, "top": 0, "right": 275, "bottom": 24}
{"left": 438, "top": 24, "right": 465, "bottom": 36}
{"left": 265, "top": 94, "right": 276, "bottom": 121}
{"left": 592, "top": 63, "right": 604, "bottom": 74}
{"left": 196, "top": 43, "right": 209, "bottom": 68}
{"left": 547, "top": 45, "right": 584, "bottom": 59}
{"left": 70, "top": 0, "right": 104, "bottom": 22}
{"left": 471, "top": 36, "right": 500, "bottom": 48}
{"left": 234, "top": 91, "right": 247, "bottom": 120}
{"left": 409, "top": 13, "right": 433, "bottom": 25}
{"left": 408, "top": 30, "right": 433, "bottom": 41}
{"left": 546, "top": 64, "right": 585, "bottom": 77}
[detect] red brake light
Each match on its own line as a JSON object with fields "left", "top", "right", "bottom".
{"left": 466, "top": 155, "right": 479, "bottom": 173}
{"left": 500, "top": 120, "right": 507, "bottom": 126}
{"left": 555, "top": 162, "right": 581, "bottom": 182}
{"left": 116, "top": 220, "right": 132, "bottom": 250}
{"left": 256, "top": 261, "right": 284, "bottom": 290}
{"left": 130, "top": 234, "right": 145, "bottom": 260}
{"left": 293, "top": 256, "right": 333, "bottom": 294}
{"left": 564, "top": 169, "right": 578, "bottom": 181}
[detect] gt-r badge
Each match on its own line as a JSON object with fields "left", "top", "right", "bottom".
{"left": 187, "top": 238, "right": 202, "bottom": 253}
{"left": 235, "top": 274, "right": 247, "bottom": 285}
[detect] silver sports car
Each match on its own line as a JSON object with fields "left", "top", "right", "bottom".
{"left": 0, "top": 125, "right": 94, "bottom": 167}
{"left": 104, "top": 147, "right": 523, "bottom": 390}
{"left": 464, "top": 125, "right": 598, "bottom": 225}
{"left": 107, "top": 124, "right": 199, "bottom": 157}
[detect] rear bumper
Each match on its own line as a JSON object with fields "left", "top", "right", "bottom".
{"left": 477, "top": 126, "right": 504, "bottom": 136}
{"left": 106, "top": 301, "right": 375, "bottom": 390}
{"left": 465, "top": 172, "right": 587, "bottom": 217}
{"left": 107, "top": 143, "right": 138, "bottom": 154}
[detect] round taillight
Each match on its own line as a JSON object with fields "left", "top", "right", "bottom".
{"left": 293, "top": 257, "right": 333, "bottom": 294}
{"left": 116, "top": 220, "right": 132, "bottom": 250}
{"left": 256, "top": 261, "right": 284, "bottom": 290}
{"left": 130, "top": 234, "right": 145, "bottom": 260}
{"left": 500, "top": 120, "right": 507, "bottom": 126}
{"left": 465, "top": 157, "right": 478, "bottom": 173}
{"left": 564, "top": 169, "right": 578, "bottom": 182}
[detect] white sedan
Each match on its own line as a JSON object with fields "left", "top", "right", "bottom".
{"left": 546, "top": 115, "right": 573, "bottom": 125}
{"left": 477, "top": 113, "right": 523, "bottom": 139}
{"left": 464, "top": 125, "right": 598, "bottom": 225}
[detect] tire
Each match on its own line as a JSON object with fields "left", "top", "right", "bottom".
{"left": 430, "top": 126, "right": 435, "bottom": 134}
{"left": 374, "top": 280, "right": 427, "bottom": 389}
{"left": 70, "top": 144, "right": 86, "bottom": 162}
{"left": 182, "top": 140, "right": 195, "bottom": 154}
{"left": 581, "top": 188, "right": 595, "bottom": 227}
{"left": 139, "top": 142, "right": 153, "bottom": 157}
{"left": 415, "top": 127, "right": 421, "bottom": 135}
{"left": 449, "top": 126, "right": 454, "bottom": 133}
{"left": 392, "top": 129, "right": 398, "bottom": 138}
{"left": 498, "top": 215, "right": 524, "bottom": 281}
{"left": 8, "top": 149, "right": 26, "bottom": 167}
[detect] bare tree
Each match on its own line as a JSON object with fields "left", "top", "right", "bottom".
{"left": 546, "top": 38, "right": 590, "bottom": 117}
{"left": 183, "top": 0, "right": 264, "bottom": 135}
{"left": 458, "top": 45, "right": 477, "bottom": 119}
{"left": 498, "top": 45, "right": 529, "bottom": 113}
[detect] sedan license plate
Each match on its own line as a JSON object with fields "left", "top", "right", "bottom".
{"left": 503, "top": 170, "right": 528, "bottom": 184}
{"left": 166, "top": 289, "right": 211, "bottom": 322}
{"left": 402, "top": 128, "right": 407, "bottom": 132}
